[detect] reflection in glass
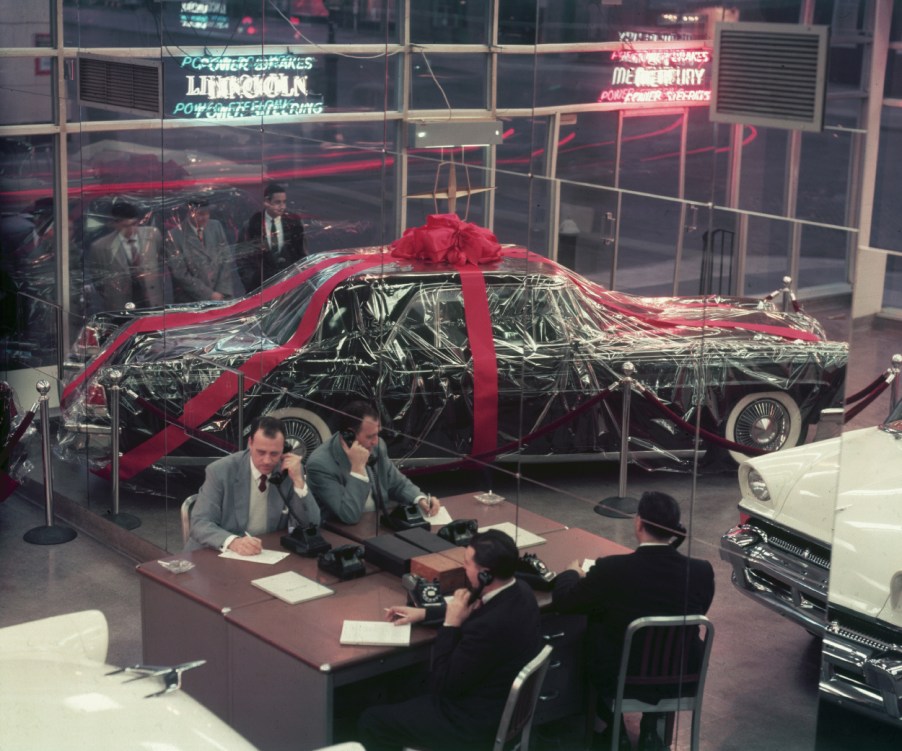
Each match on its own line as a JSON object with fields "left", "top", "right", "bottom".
{"left": 0, "top": 58, "right": 54, "bottom": 125}
{"left": 410, "top": 53, "right": 487, "bottom": 111}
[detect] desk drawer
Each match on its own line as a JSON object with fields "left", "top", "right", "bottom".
{"left": 536, "top": 613, "right": 587, "bottom": 724}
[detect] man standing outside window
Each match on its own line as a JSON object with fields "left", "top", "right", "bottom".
{"left": 88, "top": 201, "right": 165, "bottom": 311}
{"left": 165, "top": 196, "right": 238, "bottom": 303}
{"left": 239, "top": 181, "right": 307, "bottom": 293}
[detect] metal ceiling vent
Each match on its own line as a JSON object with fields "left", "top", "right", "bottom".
{"left": 78, "top": 55, "right": 162, "bottom": 116}
{"left": 711, "top": 22, "right": 829, "bottom": 132}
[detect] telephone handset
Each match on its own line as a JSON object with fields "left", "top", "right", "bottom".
{"left": 468, "top": 570, "right": 494, "bottom": 606}
{"left": 318, "top": 544, "right": 366, "bottom": 580}
{"left": 340, "top": 428, "right": 356, "bottom": 447}
{"left": 281, "top": 524, "right": 331, "bottom": 557}
{"left": 268, "top": 438, "right": 298, "bottom": 486}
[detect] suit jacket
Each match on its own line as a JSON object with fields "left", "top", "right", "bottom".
{"left": 239, "top": 211, "right": 307, "bottom": 292}
{"left": 306, "top": 433, "right": 424, "bottom": 524}
{"left": 165, "top": 219, "right": 237, "bottom": 302}
{"left": 186, "top": 449, "right": 321, "bottom": 551}
{"left": 430, "top": 579, "right": 542, "bottom": 739}
{"left": 88, "top": 226, "right": 165, "bottom": 311}
{"left": 552, "top": 544, "right": 715, "bottom": 693}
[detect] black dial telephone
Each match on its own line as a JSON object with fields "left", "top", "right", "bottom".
{"left": 515, "top": 552, "right": 556, "bottom": 591}
{"left": 281, "top": 524, "right": 332, "bottom": 557}
{"left": 437, "top": 518, "right": 478, "bottom": 547}
{"left": 318, "top": 544, "right": 366, "bottom": 580}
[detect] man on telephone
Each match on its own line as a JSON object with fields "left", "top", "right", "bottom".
{"left": 358, "top": 529, "right": 542, "bottom": 751}
{"left": 187, "top": 415, "right": 320, "bottom": 555}
{"left": 306, "top": 400, "right": 441, "bottom": 524}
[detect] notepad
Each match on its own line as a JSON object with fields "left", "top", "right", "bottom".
{"left": 427, "top": 506, "right": 454, "bottom": 526}
{"left": 339, "top": 620, "right": 411, "bottom": 647}
{"left": 478, "top": 522, "right": 546, "bottom": 549}
{"left": 251, "top": 571, "right": 334, "bottom": 605}
{"left": 220, "top": 548, "right": 289, "bottom": 565}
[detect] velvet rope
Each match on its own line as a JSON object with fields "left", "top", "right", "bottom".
{"left": 844, "top": 372, "right": 890, "bottom": 405}
{"left": 843, "top": 379, "right": 890, "bottom": 423}
{"left": 637, "top": 386, "right": 768, "bottom": 457}
{"left": 0, "top": 406, "right": 36, "bottom": 469}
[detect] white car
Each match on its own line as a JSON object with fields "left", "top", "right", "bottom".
{"left": 720, "top": 398, "right": 902, "bottom": 727}
{"left": 0, "top": 610, "right": 259, "bottom": 750}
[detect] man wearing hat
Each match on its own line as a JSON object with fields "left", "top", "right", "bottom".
{"left": 552, "top": 491, "right": 715, "bottom": 751}
{"left": 165, "top": 196, "right": 238, "bottom": 303}
{"left": 88, "top": 201, "right": 165, "bottom": 311}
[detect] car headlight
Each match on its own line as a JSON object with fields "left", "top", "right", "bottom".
{"left": 746, "top": 468, "right": 771, "bottom": 502}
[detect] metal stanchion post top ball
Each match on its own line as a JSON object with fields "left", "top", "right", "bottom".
{"left": 24, "top": 380, "right": 78, "bottom": 545}
{"left": 595, "top": 362, "right": 640, "bottom": 519}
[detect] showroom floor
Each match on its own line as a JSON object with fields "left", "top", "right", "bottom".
{"left": 1, "top": 311, "right": 901, "bottom": 750}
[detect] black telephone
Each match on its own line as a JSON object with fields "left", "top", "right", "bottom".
{"left": 281, "top": 524, "right": 332, "bottom": 557}
{"left": 381, "top": 503, "right": 430, "bottom": 532}
{"left": 437, "top": 518, "right": 478, "bottom": 547}
{"left": 340, "top": 428, "right": 356, "bottom": 447}
{"left": 515, "top": 552, "right": 556, "bottom": 591}
{"left": 268, "top": 439, "right": 298, "bottom": 487}
{"left": 318, "top": 544, "right": 366, "bottom": 580}
{"left": 402, "top": 573, "right": 445, "bottom": 609}
{"left": 468, "top": 569, "right": 494, "bottom": 605}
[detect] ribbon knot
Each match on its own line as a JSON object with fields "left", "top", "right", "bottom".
{"left": 390, "top": 214, "right": 501, "bottom": 267}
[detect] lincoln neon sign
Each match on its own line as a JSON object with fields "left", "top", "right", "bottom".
{"left": 599, "top": 48, "right": 711, "bottom": 105}
{"left": 173, "top": 54, "right": 324, "bottom": 119}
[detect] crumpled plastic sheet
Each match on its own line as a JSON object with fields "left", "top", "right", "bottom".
{"left": 58, "top": 247, "right": 848, "bottom": 479}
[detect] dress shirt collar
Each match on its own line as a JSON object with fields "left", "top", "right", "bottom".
{"left": 480, "top": 577, "right": 516, "bottom": 604}
{"left": 249, "top": 455, "right": 266, "bottom": 484}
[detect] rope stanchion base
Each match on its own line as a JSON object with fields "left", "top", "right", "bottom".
{"left": 594, "top": 495, "right": 639, "bottom": 518}
{"left": 24, "top": 524, "right": 77, "bottom": 545}
{"left": 107, "top": 511, "right": 141, "bottom": 530}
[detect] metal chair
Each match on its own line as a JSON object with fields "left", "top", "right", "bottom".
{"left": 608, "top": 615, "right": 714, "bottom": 751}
{"left": 180, "top": 494, "right": 197, "bottom": 546}
{"left": 493, "top": 643, "right": 554, "bottom": 751}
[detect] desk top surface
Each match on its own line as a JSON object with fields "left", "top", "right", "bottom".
{"left": 137, "top": 528, "right": 371, "bottom": 612}
{"left": 324, "top": 493, "right": 568, "bottom": 543}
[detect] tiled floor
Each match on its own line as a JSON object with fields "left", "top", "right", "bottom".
{"left": 2, "top": 310, "right": 901, "bottom": 750}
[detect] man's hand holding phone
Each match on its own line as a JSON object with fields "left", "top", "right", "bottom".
{"left": 443, "top": 588, "right": 480, "bottom": 628}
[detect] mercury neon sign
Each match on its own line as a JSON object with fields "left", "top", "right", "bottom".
{"left": 599, "top": 48, "right": 711, "bottom": 105}
{"left": 172, "top": 54, "right": 324, "bottom": 119}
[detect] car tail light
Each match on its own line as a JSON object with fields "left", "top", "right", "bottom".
{"left": 86, "top": 382, "right": 107, "bottom": 408}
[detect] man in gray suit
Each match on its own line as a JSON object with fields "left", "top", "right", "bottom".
{"left": 187, "top": 415, "right": 320, "bottom": 555}
{"left": 165, "top": 196, "right": 239, "bottom": 303}
{"left": 88, "top": 201, "right": 165, "bottom": 311}
{"left": 306, "top": 400, "right": 441, "bottom": 524}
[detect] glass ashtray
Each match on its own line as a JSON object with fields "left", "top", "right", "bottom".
{"left": 158, "top": 559, "right": 195, "bottom": 574}
{"left": 474, "top": 491, "right": 505, "bottom": 506}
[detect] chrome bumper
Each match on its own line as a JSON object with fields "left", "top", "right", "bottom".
{"left": 719, "top": 524, "right": 829, "bottom": 635}
{"left": 820, "top": 625, "right": 902, "bottom": 727}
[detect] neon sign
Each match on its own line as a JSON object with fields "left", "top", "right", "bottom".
{"left": 172, "top": 54, "right": 324, "bottom": 119}
{"left": 599, "top": 48, "right": 711, "bottom": 105}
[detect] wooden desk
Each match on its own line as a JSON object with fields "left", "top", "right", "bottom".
{"left": 138, "top": 528, "right": 361, "bottom": 719}
{"left": 137, "top": 505, "right": 632, "bottom": 750}
{"left": 324, "top": 492, "right": 568, "bottom": 543}
{"left": 226, "top": 572, "right": 434, "bottom": 751}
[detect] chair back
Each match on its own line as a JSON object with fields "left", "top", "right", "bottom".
{"left": 180, "top": 494, "right": 197, "bottom": 546}
{"left": 611, "top": 615, "right": 714, "bottom": 751}
{"left": 493, "top": 644, "right": 554, "bottom": 751}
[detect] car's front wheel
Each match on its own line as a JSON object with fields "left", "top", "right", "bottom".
{"left": 265, "top": 408, "right": 331, "bottom": 461}
{"left": 724, "top": 391, "right": 803, "bottom": 464}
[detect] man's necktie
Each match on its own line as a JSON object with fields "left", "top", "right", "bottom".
{"left": 126, "top": 239, "right": 137, "bottom": 264}
{"left": 270, "top": 217, "right": 279, "bottom": 251}
{"left": 197, "top": 228, "right": 204, "bottom": 245}
{"left": 258, "top": 474, "right": 267, "bottom": 493}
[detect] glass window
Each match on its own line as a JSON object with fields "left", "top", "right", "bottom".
{"left": 871, "top": 107, "right": 902, "bottom": 251}
{"left": 738, "top": 127, "right": 789, "bottom": 216}
{"left": 410, "top": 53, "right": 486, "bottom": 111}
{"left": 883, "top": 252, "right": 902, "bottom": 310}
{"left": 557, "top": 112, "right": 617, "bottom": 188}
{"left": 410, "top": 0, "right": 487, "bottom": 44}
{"left": 497, "top": 116, "right": 547, "bottom": 178}
{"left": 0, "top": 57, "right": 54, "bottom": 125}
{"left": 406, "top": 147, "right": 490, "bottom": 231}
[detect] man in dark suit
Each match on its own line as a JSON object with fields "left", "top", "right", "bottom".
{"left": 359, "top": 529, "right": 543, "bottom": 751}
{"left": 165, "top": 196, "right": 238, "bottom": 303}
{"left": 187, "top": 416, "right": 320, "bottom": 554}
{"left": 306, "top": 400, "right": 441, "bottom": 524}
{"left": 238, "top": 182, "right": 307, "bottom": 292}
{"left": 88, "top": 201, "right": 165, "bottom": 311}
{"left": 552, "top": 491, "right": 715, "bottom": 751}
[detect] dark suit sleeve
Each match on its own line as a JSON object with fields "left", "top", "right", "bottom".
{"left": 551, "top": 561, "right": 610, "bottom": 617}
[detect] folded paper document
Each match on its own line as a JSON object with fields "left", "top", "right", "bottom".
{"left": 251, "top": 571, "right": 334, "bottom": 605}
{"left": 340, "top": 620, "right": 411, "bottom": 647}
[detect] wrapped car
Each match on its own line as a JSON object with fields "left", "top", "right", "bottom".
{"left": 721, "top": 397, "right": 902, "bottom": 727}
{"left": 58, "top": 242, "right": 847, "bottom": 483}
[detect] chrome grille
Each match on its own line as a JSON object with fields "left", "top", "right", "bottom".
{"left": 827, "top": 622, "right": 902, "bottom": 655}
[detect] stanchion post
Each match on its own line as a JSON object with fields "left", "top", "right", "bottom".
{"left": 595, "top": 362, "right": 639, "bottom": 518}
{"left": 781, "top": 276, "right": 792, "bottom": 313}
{"left": 891, "top": 354, "right": 901, "bottom": 411}
{"left": 237, "top": 371, "right": 245, "bottom": 443}
{"left": 24, "top": 380, "right": 77, "bottom": 545}
{"left": 105, "top": 368, "right": 140, "bottom": 530}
